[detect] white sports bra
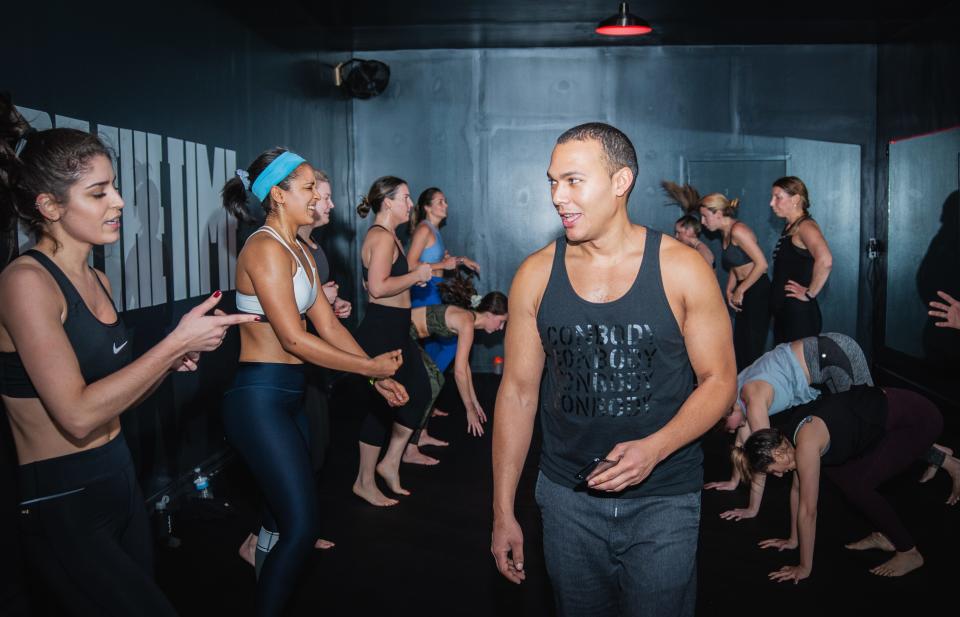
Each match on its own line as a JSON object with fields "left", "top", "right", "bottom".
{"left": 235, "top": 226, "right": 318, "bottom": 317}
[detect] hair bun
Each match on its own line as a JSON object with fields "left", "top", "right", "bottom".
{"left": 356, "top": 196, "right": 371, "bottom": 218}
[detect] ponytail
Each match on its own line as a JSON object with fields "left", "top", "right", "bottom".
{"left": 357, "top": 195, "right": 372, "bottom": 218}
{"left": 222, "top": 173, "right": 254, "bottom": 223}
{"left": 731, "top": 445, "right": 752, "bottom": 485}
{"left": 661, "top": 180, "right": 701, "bottom": 215}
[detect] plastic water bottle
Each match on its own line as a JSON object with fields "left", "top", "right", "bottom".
{"left": 493, "top": 356, "right": 504, "bottom": 375}
{"left": 193, "top": 467, "right": 213, "bottom": 500}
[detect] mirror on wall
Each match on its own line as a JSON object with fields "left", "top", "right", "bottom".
{"left": 886, "top": 127, "right": 960, "bottom": 366}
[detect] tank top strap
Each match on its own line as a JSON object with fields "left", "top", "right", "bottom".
{"left": 292, "top": 237, "right": 318, "bottom": 281}
{"left": 783, "top": 213, "right": 812, "bottom": 237}
{"left": 370, "top": 224, "right": 406, "bottom": 255}
{"left": 253, "top": 226, "right": 308, "bottom": 273}
{"left": 633, "top": 228, "right": 663, "bottom": 293}
{"left": 546, "top": 237, "right": 568, "bottom": 292}
{"left": 24, "top": 249, "right": 90, "bottom": 309}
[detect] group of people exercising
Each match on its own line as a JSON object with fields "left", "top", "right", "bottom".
{"left": 2, "top": 92, "right": 958, "bottom": 617}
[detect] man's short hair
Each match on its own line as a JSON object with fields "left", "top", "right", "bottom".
{"left": 557, "top": 122, "right": 638, "bottom": 198}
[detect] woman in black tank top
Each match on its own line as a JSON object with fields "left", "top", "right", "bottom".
{"left": 0, "top": 97, "right": 254, "bottom": 616}
{"left": 699, "top": 192, "right": 771, "bottom": 369}
{"left": 353, "top": 176, "right": 435, "bottom": 506}
{"left": 769, "top": 177, "right": 833, "bottom": 343}
{"left": 740, "top": 387, "right": 947, "bottom": 581}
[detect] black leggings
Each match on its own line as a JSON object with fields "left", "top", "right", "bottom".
{"left": 354, "top": 304, "right": 433, "bottom": 446}
{"left": 16, "top": 433, "right": 177, "bottom": 617}
{"left": 733, "top": 275, "right": 771, "bottom": 370}
{"left": 772, "top": 296, "right": 821, "bottom": 344}
{"left": 824, "top": 388, "right": 943, "bottom": 552}
{"left": 222, "top": 363, "right": 319, "bottom": 617}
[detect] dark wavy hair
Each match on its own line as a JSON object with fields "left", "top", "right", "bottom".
{"left": 0, "top": 93, "right": 113, "bottom": 250}
{"left": 438, "top": 269, "right": 507, "bottom": 315}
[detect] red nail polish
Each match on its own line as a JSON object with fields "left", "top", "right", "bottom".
{"left": 254, "top": 316, "right": 261, "bottom": 322}
{"left": 213, "top": 290, "right": 222, "bottom": 298}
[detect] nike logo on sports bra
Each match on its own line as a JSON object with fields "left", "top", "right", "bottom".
{"left": 113, "top": 341, "right": 128, "bottom": 355}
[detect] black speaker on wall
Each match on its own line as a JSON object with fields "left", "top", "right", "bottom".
{"left": 335, "top": 59, "right": 390, "bottom": 99}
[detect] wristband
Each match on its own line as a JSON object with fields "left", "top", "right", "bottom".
{"left": 804, "top": 289, "right": 814, "bottom": 300}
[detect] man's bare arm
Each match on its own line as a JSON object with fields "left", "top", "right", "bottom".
{"left": 491, "top": 250, "right": 551, "bottom": 583}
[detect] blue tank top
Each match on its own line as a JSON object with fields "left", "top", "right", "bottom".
{"left": 419, "top": 221, "right": 445, "bottom": 264}
{"left": 536, "top": 229, "right": 700, "bottom": 497}
{"left": 737, "top": 343, "right": 820, "bottom": 416}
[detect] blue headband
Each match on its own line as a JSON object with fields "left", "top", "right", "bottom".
{"left": 251, "top": 151, "right": 307, "bottom": 201}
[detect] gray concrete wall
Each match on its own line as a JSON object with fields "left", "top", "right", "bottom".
{"left": 345, "top": 45, "right": 877, "bottom": 369}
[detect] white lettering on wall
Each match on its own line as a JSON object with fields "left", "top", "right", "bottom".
{"left": 14, "top": 105, "right": 237, "bottom": 311}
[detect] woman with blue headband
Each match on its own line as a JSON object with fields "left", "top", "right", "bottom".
{"left": 222, "top": 149, "right": 409, "bottom": 616}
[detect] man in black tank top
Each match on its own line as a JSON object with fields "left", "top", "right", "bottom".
{"left": 491, "top": 123, "right": 736, "bottom": 617}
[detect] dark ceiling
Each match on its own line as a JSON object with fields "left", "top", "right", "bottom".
{"left": 223, "top": 0, "right": 960, "bottom": 50}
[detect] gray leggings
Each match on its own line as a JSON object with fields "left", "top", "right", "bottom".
{"left": 801, "top": 332, "right": 873, "bottom": 394}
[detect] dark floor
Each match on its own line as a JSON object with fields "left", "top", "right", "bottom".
{"left": 146, "top": 375, "right": 958, "bottom": 615}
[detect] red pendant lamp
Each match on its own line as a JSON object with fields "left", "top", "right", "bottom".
{"left": 595, "top": 2, "right": 653, "bottom": 36}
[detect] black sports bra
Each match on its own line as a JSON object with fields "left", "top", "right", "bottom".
{"left": 0, "top": 250, "right": 132, "bottom": 398}
{"left": 361, "top": 225, "right": 410, "bottom": 282}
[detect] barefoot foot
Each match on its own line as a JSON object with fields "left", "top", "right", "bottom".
{"left": 869, "top": 548, "right": 924, "bottom": 577}
{"left": 845, "top": 532, "right": 896, "bottom": 552}
{"left": 403, "top": 444, "right": 440, "bottom": 465}
{"left": 418, "top": 431, "right": 449, "bottom": 448}
{"left": 376, "top": 461, "right": 411, "bottom": 496}
{"left": 315, "top": 538, "right": 335, "bottom": 550}
{"left": 352, "top": 480, "right": 399, "bottom": 507}
{"left": 239, "top": 533, "right": 257, "bottom": 566}
{"left": 431, "top": 408, "right": 449, "bottom": 417}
